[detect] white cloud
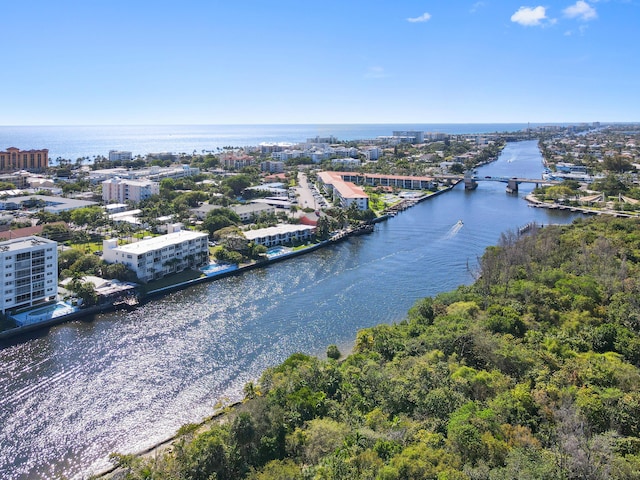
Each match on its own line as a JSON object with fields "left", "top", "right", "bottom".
{"left": 364, "top": 66, "right": 389, "bottom": 79}
{"left": 563, "top": 1, "right": 597, "bottom": 21}
{"left": 470, "top": 2, "right": 486, "bottom": 13}
{"left": 510, "top": 6, "right": 548, "bottom": 26}
{"left": 407, "top": 12, "right": 432, "bottom": 23}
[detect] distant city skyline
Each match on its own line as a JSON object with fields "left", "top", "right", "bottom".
{"left": 1, "top": 1, "right": 638, "bottom": 126}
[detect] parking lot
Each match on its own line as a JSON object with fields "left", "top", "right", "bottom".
{"left": 296, "top": 172, "right": 330, "bottom": 211}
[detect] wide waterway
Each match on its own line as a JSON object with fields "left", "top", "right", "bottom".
{"left": 0, "top": 140, "right": 581, "bottom": 479}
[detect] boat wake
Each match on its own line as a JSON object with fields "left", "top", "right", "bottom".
{"left": 445, "top": 220, "right": 464, "bottom": 239}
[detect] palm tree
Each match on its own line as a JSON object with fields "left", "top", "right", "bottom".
{"left": 334, "top": 208, "right": 348, "bottom": 229}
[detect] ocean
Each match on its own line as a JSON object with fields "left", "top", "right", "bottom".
{"left": 0, "top": 123, "right": 547, "bottom": 163}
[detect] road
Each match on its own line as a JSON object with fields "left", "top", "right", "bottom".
{"left": 295, "top": 172, "right": 329, "bottom": 211}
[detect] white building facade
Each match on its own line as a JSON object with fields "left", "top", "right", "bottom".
{"left": 102, "top": 230, "right": 209, "bottom": 283}
{"left": 260, "top": 160, "right": 285, "bottom": 173}
{"left": 317, "top": 171, "right": 369, "bottom": 211}
{"left": 230, "top": 203, "right": 276, "bottom": 222}
{"left": 0, "top": 236, "right": 58, "bottom": 313}
{"left": 108, "top": 150, "right": 133, "bottom": 162}
{"left": 243, "top": 224, "right": 315, "bottom": 247}
{"left": 102, "top": 178, "right": 160, "bottom": 204}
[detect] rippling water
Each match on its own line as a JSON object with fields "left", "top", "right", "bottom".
{"left": 0, "top": 140, "right": 580, "bottom": 479}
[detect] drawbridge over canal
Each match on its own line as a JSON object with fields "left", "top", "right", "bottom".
{"left": 461, "top": 174, "right": 560, "bottom": 193}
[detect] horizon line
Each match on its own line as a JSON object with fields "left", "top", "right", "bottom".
{"left": 1, "top": 121, "right": 635, "bottom": 128}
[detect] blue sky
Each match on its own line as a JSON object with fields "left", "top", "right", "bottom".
{"left": 1, "top": 0, "right": 638, "bottom": 125}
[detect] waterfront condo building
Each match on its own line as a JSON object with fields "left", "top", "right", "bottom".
{"left": 316, "top": 171, "right": 369, "bottom": 211}
{"left": 102, "top": 178, "right": 160, "bottom": 204}
{"left": 0, "top": 236, "right": 58, "bottom": 313}
{"left": 0, "top": 147, "right": 49, "bottom": 173}
{"left": 102, "top": 230, "right": 209, "bottom": 283}
{"left": 243, "top": 224, "right": 316, "bottom": 247}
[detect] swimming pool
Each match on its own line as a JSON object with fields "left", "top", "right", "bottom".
{"left": 200, "top": 262, "right": 238, "bottom": 276}
{"left": 12, "top": 301, "right": 78, "bottom": 326}
{"left": 266, "top": 246, "right": 292, "bottom": 258}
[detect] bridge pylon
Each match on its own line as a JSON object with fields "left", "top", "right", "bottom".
{"left": 506, "top": 178, "right": 519, "bottom": 193}
{"left": 464, "top": 171, "right": 478, "bottom": 190}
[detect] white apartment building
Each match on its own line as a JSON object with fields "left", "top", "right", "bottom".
{"left": 108, "top": 150, "right": 133, "bottom": 162}
{"left": 317, "top": 171, "right": 369, "bottom": 211}
{"left": 229, "top": 203, "right": 276, "bottom": 222}
{"left": 243, "top": 224, "right": 315, "bottom": 247}
{"left": 361, "top": 147, "right": 382, "bottom": 161}
{"left": 392, "top": 130, "right": 424, "bottom": 143}
{"left": 102, "top": 178, "right": 160, "bottom": 204}
{"left": 0, "top": 236, "right": 58, "bottom": 313}
{"left": 331, "top": 158, "right": 361, "bottom": 168}
{"left": 102, "top": 230, "right": 209, "bottom": 283}
{"left": 271, "top": 150, "right": 304, "bottom": 161}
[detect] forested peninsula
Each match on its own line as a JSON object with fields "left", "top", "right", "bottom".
{"left": 106, "top": 216, "right": 640, "bottom": 480}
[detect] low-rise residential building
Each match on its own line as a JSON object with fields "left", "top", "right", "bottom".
{"left": 221, "top": 153, "right": 254, "bottom": 169}
{"left": 90, "top": 165, "right": 199, "bottom": 184}
{"left": 361, "top": 173, "right": 435, "bottom": 190}
{"left": 331, "top": 158, "right": 361, "bottom": 168}
{"left": 392, "top": 130, "right": 424, "bottom": 143}
{"left": 331, "top": 146, "right": 359, "bottom": 158}
{"left": 145, "top": 164, "right": 199, "bottom": 181}
{"left": 244, "top": 182, "right": 288, "bottom": 196}
{"left": 102, "top": 178, "right": 160, "bottom": 204}
{"left": 260, "top": 160, "right": 284, "bottom": 173}
{"left": 361, "top": 147, "right": 382, "bottom": 161}
{"left": 104, "top": 203, "right": 129, "bottom": 215}
{"left": 0, "top": 236, "right": 58, "bottom": 313}
{"left": 229, "top": 203, "right": 276, "bottom": 222}
{"left": 89, "top": 168, "right": 130, "bottom": 183}
{"left": 243, "top": 224, "right": 315, "bottom": 247}
{"left": 271, "top": 150, "right": 305, "bottom": 161}
{"left": 108, "top": 209, "right": 143, "bottom": 227}
{"left": 102, "top": 230, "right": 209, "bottom": 283}
{"left": 317, "top": 172, "right": 369, "bottom": 211}
{"left": 0, "top": 195, "right": 98, "bottom": 213}
{"left": 0, "top": 171, "right": 32, "bottom": 189}
{"left": 190, "top": 203, "right": 221, "bottom": 220}
{"left": 250, "top": 198, "right": 293, "bottom": 209}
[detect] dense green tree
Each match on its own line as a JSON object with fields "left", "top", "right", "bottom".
{"left": 224, "top": 175, "right": 253, "bottom": 196}
{"left": 108, "top": 217, "right": 640, "bottom": 479}
{"left": 58, "top": 249, "right": 84, "bottom": 272}
{"left": 592, "top": 174, "right": 628, "bottom": 197}
{"left": 203, "top": 208, "right": 241, "bottom": 236}
{"left": 70, "top": 206, "right": 105, "bottom": 227}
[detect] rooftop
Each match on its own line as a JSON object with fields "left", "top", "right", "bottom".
{"left": 0, "top": 235, "right": 56, "bottom": 252}
{"left": 243, "top": 224, "right": 315, "bottom": 241}
{"left": 0, "top": 194, "right": 98, "bottom": 211}
{"left": 230, "top": 203, "right": 274, "bottom": 215}
{"left": 109, "top": 230, "right": 208, "bottom": 255}
{"left": 318, "top": 171, "right": 367, "bottom": 199}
